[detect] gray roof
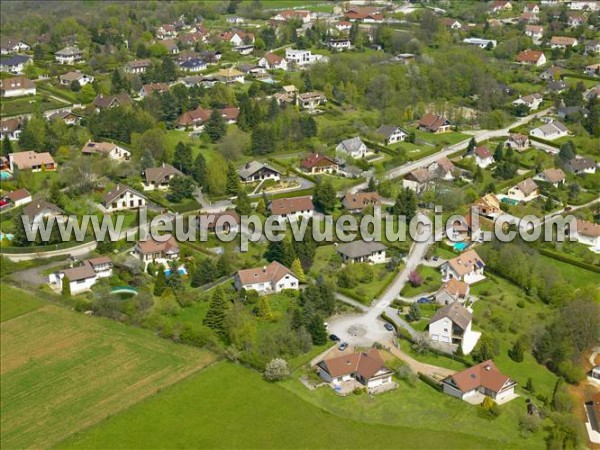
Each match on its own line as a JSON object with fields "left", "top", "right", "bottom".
{"left": 338, "top": 137, "right": 365, "bottom": 154}
{"left": 0, "top": 54, "right": 31, "bottom": 66}
{"left": 336, "top": 240, "right": 387, "bottom": 259}
{"left": 428, "top": 302, "right": 472, "bottom": 330}
{"left": 22, "top": 200, "right": 64, "bottom": 221}
{"left": 237, "top": 161, "right": 280, "bottom": 179}
{"left": 56, "top": 46, "right": 82, "bottom": 56}
{"left": 144, "top": 163, "right": 183, "bottom": 184}
{"left": 103, "top": 184, "right": 146, "bottom": 205}
{"left": 376, "top": 125, "right": 407, "bottom": 139}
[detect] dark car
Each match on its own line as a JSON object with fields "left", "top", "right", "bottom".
{"left": 417, "top": 297, "right": 432, "bottom": 304}
{"left": 384, "top": 323, "right": 394, "bottom": 331}
{"left": 329, "top": 334, "right": 340, "bottom": 342}
{"left": 338, "top": 342, "right": 348, "bottom": 351}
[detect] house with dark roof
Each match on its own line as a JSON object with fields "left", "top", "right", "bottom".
{"left": 179, "top": 58, "right": 207, "bottom": 72}
{"left": 133, "top": 236, "right": 180, "bottom": 267}
{"left": 124, "top": 59, "right": 152, "bottom": 74}
{"left": 442, "top": 360, "right": 517, "bottom": 404}
{"left": 48, "top": 257, "right": 113, "bottom": 295}
{"left": 238, "top": 161, "right": 280, "bottom": 183}
{"left": 376, "top": 125, "right": 408, "bottom": 145}
{"left": 0, "top": 54, "right": 32, "bottom": 74}
{"left": 505, "top": 133, "right": 530, "bottom": 152}
{"left": 102, "top": 184, "right": 146, "bottom": 212}
{"left": 234, "top": 261, "right": 298, "bottom": 294}
{"left": 142, "top": 163, "right": 184, "bottom": 191}
{"left": 403, "top": 168, "right": 431, "bottom": 194}
{"left": 22, "top": 200, "right": 64, "bottom": 231}
{"left": 92, "top": 92, "right": 132, "bottom": 110}
{"left": 336, "top": 240, "right": 387, "bottom": 264}
{"left": 336, "top": 137, "right": 368, "bottom": 159}
{"left": 418, "top": 113, "right": 451, "bottom": 134}
{"left": 564, "top": 157, "right": 597, "bottom": 175}
{"left": 0, "top": 117, "right": 23, "bottom": 141}
{"left": 428, "top": 302, "right": 480, "bottom": 355}
{"left": 198, "top": 210, "right": 240, "bottom": 234}
{"left": 301, "top": 153, "right": 338, "bottom": 174}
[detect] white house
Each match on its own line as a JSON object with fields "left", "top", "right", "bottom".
{"left": 428, "top": 157, "right": 456, "bottom": 181}
{"left": 6, "top": 188, "right": 32, "bottom": 207}
{"left": 550, "top": 36, "right": 579, "bottom": 48}
{"left": 337, "top": 240, "right": 387, "bottom": 264}
{"left": 0, "top": 117, "right": 23, "bottom": 141}
{"left": 529, "top": 121, "right": 569, "bottom": 140}
{"left": 102, "top": 184, "right": 146, "bottom": 212}
{"left": 234, "top": 261, "right": 299, "bottom": 294}
{"left": 133, "top": 237, "right": 180, "bottom": 268}
{"left": 442, "top": 360, "right": 517, "bottom": 404}
{"left": 516, "top": 49, "right": 546, "bottom": 67}
{"left": 403, "top": 168, "right": 431, "bottom": 194}
{"left": 0, "top": 39, "right": 30, "bottom": 54}
{"left": 336, "top": 137, "right": 368, "bottom": 159}
{"left": 22, "top": 200, "right": 64, "bottom": 232}
{"left": 268, "top": 196, "right": 314, "bottom": 222}
{"left": 463, "top": 38, "right": 497, "bottom": 49}
{"left": 525, "top": 25, "right": 544, "bottom": 40}
{"left": 428, "top": 302, "right": 481, "bottom": 355}
{"left": 81, "top": 141, "right": 131, "bottom": 161}
{"left": 179, "top": 58, "right": 207, "bottom": 72}
{"left": 534, "top": 168, "right": 566, "bottom": 187}
{"left": 0, "top": 54, "right": 32, "bottom": 74}
{"left": 569, "top": 1, "right": 599, "bottom": 11}
{"left": 258, "top": 53, "right": 288, "bottom": 71}
{"left": 48, "top": 257, "right": 113, "bottom": 295}
{"left": 237, "top": 161, "right": 280, "bottom": 183}
{"left": 0, "top": 77, "right": 36, "bottom": 98}
{"left": 59, "top": 71, "right": 94, "bottom": 87}
{"left": 507, "top": 178, "right": 540, "bottom": 202}
{"left": 376, "top": 125, "right": 408, "bottom": 145}
{"left": 564, "top": 157, "right": 597, "bottom": 175}
{"left": 285, "top": 48, "right": 328, "bottom": 66}
{"left": 574, "top": 219, "right": 600, "bottom": 252}
{"left": 327, "top": 39, "right": 351, "bottom": 51}
{"left": 441, "top": 250, "right": 485, "bottom": 284}
{"left": 124, "top": 59, "right": 152, "bottom": 74}
{"left": 513, "top": 93, "right": 543, "bottom": 111}
{"left": 474, "top": 146, "right": 495, "bottom": 169}
{"left": 55, "top": 46, "right": 84, "bottom": 64}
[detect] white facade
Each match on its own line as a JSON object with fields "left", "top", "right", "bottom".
{"left": 476, "top": 154, "right": 495, "bottom": 169}
{"left": 463, "top": 38, "right": 497, "bottom": 49}
{"left": 235, "top": 272, "right": 299, "bottom": 294}
{"left": 328, "top": 40, "right": 351, "bottom": 50}
{"left": 60, "top": 73, "right": 94, "bottom": 86}
{"left": 271, "top": 208, "right": 313, "bottom": 223}
{"left": 507, "top": 185, "right": 539, "bottom": 202}
{"left": 105, "top": 190, "right": 146, "bottom": 212}
{"left": 107, "top": 145, "right": 131, "bottom": 161}
{"left": 441, "top": 265, "right": 485, "bottom": 285}
{"left": 285, "top": 49, "right": 327, "bottom": 66}
{"left": 49, "top": 272, "right": 96, "bottom": 294}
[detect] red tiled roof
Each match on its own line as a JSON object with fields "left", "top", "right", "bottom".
{"left": 269, "top": 196, "right": 314, "bottom": 216}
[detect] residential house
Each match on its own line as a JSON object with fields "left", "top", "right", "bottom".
{"left": 585, "top": 40, "right": 600, "bottom": 54}
{"left": 529, "top": 121, "right": 569, "bottom": 140}
{"left": 418, "top": 113, "right": 451, "bottom": 133}
{"left": 177, "top": 105, "right": 239, "bottom": 129}
{"left": 448, "top": 215, "right": 482, "bottom": 243}
{"left": 301, "top": 153, "right": 338, "bottom": 174}
{"left": 506, "top": 133, "right": 530, "bottom": 151}
{"left": 219, "top": 31, "right": 254, "bottom": 46}
{"left": 180, "top": 58, "right": 207, "bottom": 72}
{"left": 285, "top": 48, "right": 327, "bottom": 66}
{"left": 133, "top": 236, "right": 180, "bottom": 267}
{"left": 238, "top": 161, "right": 280, "bottom": 183}
{"left": 124, "top": 59, "right": 152, "bottom": 74}
{"left": 156, "top": 24, "right": 177, "bottom": 39}
{"left": 584, "top": 393, "right": 600, "bottom": 445}
{"left": 441, "top": 250, "right": 485, "bottom": 284}
{"left": 92, "top": 92, "right": 132, "bottom": 110}
{"left": 490, "top": 1, "right": 513, "bottom": 13}
{"left": 512, "top": 93, "right": 543, "bottom": 110}
{"left": 435, "top": 279, "right": 470, "bottom": 305}
{"left": 428, "top": 301, "right": 480, "bottom": 354}
{"left": 0, "top": 77, "right": 36, "bottom": 97}
{"left": 0, "top": 54, "right": 32, "bottom": 74}
{"left": 0, "top": 117, "right": 23, "bottom": 141}
{"left": 0, "top": 38, "right": 30, "bottom": 54}
{"left": 474, "top": 146, "right": 495, "bottom": 169}
{"left": 574, "top": 219, "right": 600, "bottom": 252}
{"left": 403, "top": 168, "right": 431, "bottom": 194}
{"left": 428, "top": 157, "right": 456, "bottom": 181}
{"left": 550, "top": 36, "right": 578, "bottom": 48}
{"left": 143, "top": 163, "right": 184, "bottom": 191}
{"left": 316, "top": 349, "right": 394, "bottom": 393}
{"left": 328, "top": 39, "right": 351, "bottom": 51}
{"left": 234, "top": 45, "right": 254, "bottom": 56}
{"left": 139, "top": 82, "right": 169, "bottom": 98}
{"left": 160, "top": 39, "right": 180, "bottom": 55}
{"left": 198, "top": 210, "right": 240, "bottom": 234}
{"left": 336, "top": 137, "right": 368, "bottom": 159}
{"left": 103, "top": 184, "right": 146, "bottom": 212}
{"left": 258, "top": 52, "right": 288, "bottom": 71}
{"left": 567, "top": 12, "right": 585, "bottom": 27}
{"left": 516, "top": 49, "right": 546, "bottom": 66}
{"left": 296, "top": 91, "right": 326, "bottom": 110}
{"left": 55, "top": 46, "right": 83, "bottom": 64}
{"left": 524, "top": 3, "right": 540, "bottom": 14}
{"left": 441, "top": 18, "right": 463, "bottom": 30}
{"left": 336, "top": 21, "right": 353, "bottom": 33}
{"left": 521, "top": 11, "right": 540, "bottom": 23}
{"left": 564, "top": 157, "right": 597, "bottom": 175}
{"left": 534, "top": 168, "right": 566, "bottom": 187}
{"left": 507, "top": 178, "right": 540, "bottom": 202}
{"left": 81, "top": 141, "right": 131, "bottom": 161}
{"left": 46, "top": 110, "right": 81, "bottom": 125}
{"left": 525, "top": 25, "right": 544, "bottom": 39}
{"left": 569, "top": 0, "right": 599, "bottom": 10}
{"left": 584, "top": 63, "right": 599, "bottom": 75}
{"left": 463, "top": 38, "right": 497, "bottom": 49}
{"left": 442, "top": 360, "right": 517, "bottom": 404}
{"left": 546, "top": 79, "right": 568, "bottom": 94}
{"left": 178, "top": 31, "right": 207, "bottom": 47}
{"left": 59, "top": 71, "right": 94, "bottom": 87}
{"left": 215, "top": 68, "right": 245, "bottom": 84}
{"left": 376, "top": 125, "right": 408, "bottom": 145}
{"left": 557, "top": 105, "right": 589, "bottom": 120}
{"left": 9, "top": 151, "right": 56, "bottom": 172}
{"left": 268, "top": 196, "right": 314, "bottom": 222}
{"left": 6, "top": 188, "right": 32, "bottom": 207}
{"left": 341, "top": 192, "right": 381, "bottom": 214}
{"left": 271, "top": 9, "right": 313, "bottom": 23}
{"left": 540, "top": 66, "right": 563, "bottom": 81}
{"left": 23, "top": 200, "right": 64, "bottom": 231}
{"left": 346, "top": 7, "right": 384, "bottom": 23}
{"left": 337, "top": 240, "right": 387, "bottom": 264}
{"left": 49, "top": 257, "right": 113, "bottom": 295}
{"left": 234, "top": 260, "right": 299, "bottom": 294}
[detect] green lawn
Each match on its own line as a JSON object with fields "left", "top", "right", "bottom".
{"left": 414, "top": 130, "right": 471, "bottom": 147}
{"left": 59, "top": 361, "right": 503, "bottom": 450}
{"left": 0, "top": 284, "right": 44, "bottom": 322}
{"left": 538, "top": 254, "right": 599, "bottom": 288}
{"left": 0, "top": 95, "right": 64, "bottom": 117}
{"left": 400, "top": 265, "right": 442, "bottom": 297}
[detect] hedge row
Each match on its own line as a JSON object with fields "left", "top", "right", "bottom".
{"left": 562, "top": 73, "right": 600, "bottom": 82}
{"left": 418, "top": 373, "right": 442, "bottom": 391}
{"left": 496, "top": 170, "right": 535, "bottom": 192}
{"left": 528, "top": 134, "right": 560, "bottom": 149}
{"left": 538, "top": 247, "right": 600, "bottom": 274}
{"left": 1, "top": 236, "right": 95, "bottom": 254}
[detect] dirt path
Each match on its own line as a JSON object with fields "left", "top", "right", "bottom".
{"left": 387, "top": 342, "right": 456, "bottom": 381}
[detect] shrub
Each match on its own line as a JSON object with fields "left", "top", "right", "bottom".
{"left": 518, "top": 414, "right": 541, "bottom": 434}
{"left": 408, "top": 270, "right": 423, "bottom": 287}
{"left": 353, "top": 387, "right": 365, "bottom": 395}
{"left": 396, "top": 365, "right": 417, "bottom": 387}
{"left": 264, "top": 358, "right": 290, "bottom": 381}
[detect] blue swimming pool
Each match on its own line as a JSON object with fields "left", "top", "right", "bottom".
{"left": 0, "top": 171, "right": 12, "bottom": 180}
{"left": 454, "top": 242, "right": 468, "bottom": 251}
{"left": 0, "top": 232, "right": 14, "bottom": 241}
{"left": 164, "top": 267, "right": 188, "bottom": 276}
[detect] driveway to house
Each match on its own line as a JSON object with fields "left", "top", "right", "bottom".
{"left": 387, "top": 342, "right": 456, "bottom": 381}
{"left": 7, "top": 258, "right": 70, "bottom": 287}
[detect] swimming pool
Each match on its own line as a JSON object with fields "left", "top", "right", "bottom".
{"left": 453, "top": 242, "right": 468, "bottom": 251}
{"left": 0, "top": 171, "right": 12, "bottom": 181}
{"left": 164, "top": 267, "right": 188, "bottom": 276}
{"left": 0, "top": 232, "right": 14, "bottom": 241}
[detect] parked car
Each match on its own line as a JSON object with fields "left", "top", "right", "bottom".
{"left": 384, "top": 323, "right": 394, "bottom": 331}
{"left": 329, "top": 334, "right": 340, "bottom": 342}
{"left": 417, "top": 297, "right": 432, "bottom": 304}
{"left": 338, "top": 342, "right": 348, "bottom": 351}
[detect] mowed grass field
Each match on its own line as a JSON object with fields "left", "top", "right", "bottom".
{"left": 1, "top": 290, "right": 216, "bottom": 450}
{"left": 60, "top": 361, "right": 500, "bottom": 450}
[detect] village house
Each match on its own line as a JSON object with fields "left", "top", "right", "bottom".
{"left": 301, "top": 153, "right": 338, "bottom": 174}
{"left": 442, "top": 360, "right": 517, "bottom": 404}
{"left": 9, "top": 151, "right": 56, "bottom": 172}
{"left": 507, "top": 178, "right": 540, "bottom": 202}
{"left": 238, "top": 161, "right": 280, "bottom": 183}
{"left": 133, "top": 236, "right": 180, "bottom": 268}
{"left": 512, "top": 93, "right": 543, "bottom": 110}
{"left": 160, "top": 39, "right": 180, "bottom": 55}
{"left": 441, "top": 18, "right": 463, "bottom": 30}
{"left": 505, "top": 133, "right": 530, "bottom": 151}
{"left": 490, "top": 1, "right": 513, "bottom": 13}
{"left": 529, "top": 121, "right": 569, "bottom": 140}
{"left": 569, "top": 0, "right": 599, "bottom": 11}
{"left": 0, "top": 117, "right": 23, "bottom": 141}
{"left": 81, "top": 141, "right": 131, "bottom": 161}
{"left": 573, "top": 219, "right": 600, "bottom": 252}
{"left": 534, "top": 168, "right": 566, "bottom": 187}
{"left": 448, "top": 215, "right": 482, "bottom": 243}
{"left": 59, "top": 71, "right": 94, "bottom": 87}
{"left": 428, "top": 301, "right": 481, "bottom": 355}
{"left": 441, "top": 250, "right": 486, "bottom": 284}
{"left": 463, "top": 38, "right": 497, "bottom": 49}
{"left": 435, "top": 279, "right": 470, "bottom": 305}
{"left": 234, "top": 44, "right": 254, "bottom": 56}
{"left": 418, "top": 113, "right": 451, "bottom": 133}
{"left": 198, "top": 210, "right": 240, "bottom": 234}
{"left": 346, "top": 7, "right": 384, "bottom": 23}
{"left": 49, "top": 257, "right": 113, "bottom": 295}
{"left": 564, "top": 157, "right": 597, "bottom": 175}
{"left": 403, "top": 168, "right": 431, "bottom": 194}
{"left": 0, "top": 54, "right": 32, "bottom": 74}
{"left": 546, "top": 80, "right": 568, "bottom": 94}
{"left": 294, "top": 91, "right": 325, "bottom": 111}
{"left": 567, "top": 12, "right": 585, "bottom": 27}
{"left": 0, "top": 38, "right": 30, "bottom": 54}
{"left": 55, "top": 46, "right": 84, "bottom": 64}
{"left": 143, "top": 163, "right": 184, "bottom": 191}
{"left": 525, "top": 25, "right": 544, "bottom": 39}
{"left": 23, "top": 200, "right": 64, "bottom": 231}
{"left": 0, "top": 76, "right": 36, "bottom": 97}
{"left": 428, "top": 157, "right": 456, "bottom": 181}
{"left": 336, "top": 137, "right": 368, "bottom": 159}
{"left": 139, "top": 82, "right": 169, "bottom": 98}
{"left": 156, "top": 24, "right": 177, "bottom": 39}
{"left": 6, "top": 188, "right": 32, "bottom": 207}
{"left": 336, "top": 21, "right": 353, "bottom": 33}
{"left": 177, "top": 106, "right": 239, "bottom": 130}
{"left": 524, "top": 3, "right": 540, "bottom": 14}
{"left": 268, "top": 196, "right": 314, "bottom": 222}
{"left": 337, "top": 240, "right": 387, "bottom": 264}
{"left": 215, "top": 67, "right": 245, "bottom": 84}
{"left": 234, "top": 260, "right": 299, "bottom": 294}
{"left": 341, "top": 192, "right": 381, "bottom": 214}
{"left": 47, "top": 110, "right": 82, "bottom": 125}
{"left": 316, "top": 349, "right": 394, "bottom": 394}
{"left": 516, "top": 49, "right": 546, "bottom": 66}
{"left": 474, "top": 146, "right": 495, "bottom": 169}
{"left": 327, "top": 38, "right": 352, "bottom": 51}
{"left": 375, "top": 125, "right": 408, "bottom": 145}
{"left": 179, "top": 58, "right": 207, "bottom": 72}
{"left": 103, "top": 184, "right": 146, "bottom": 212}
{"left": 585, "top": 393, "right": 600, "bottom": 445}
{"left": 219, "top": 31, "right": 255, "bottom": 46}
{"left": 271, "top": 9, "right": 313, "bottom": 23}
{"left": 285, "top": 48, "right": 327, "bottom": 66}
{"left": 124, "top": 59, "right": 152, "bottom": 74}
{"left": 585, "top": 40, "right": 600, "bottom": 54}
{"left": 557, "top": 105, "right": 590, "bottom": 120}
{"left": 472, "top": 194, "right": 501, "bottom": 218}
{"left": 92, "top": 92, "right": 132, "bottom": 110}
{"left": 550, "top": 36, "right": 579, "bottom": 48}
{"left": 258, "top": 52, "right": 288, "bottom": 71}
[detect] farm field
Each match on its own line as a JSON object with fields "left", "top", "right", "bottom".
{"left": 0, "top": 301, "right": 216, "bottom": 450}
{"left": 59, "top": 361, "right": 502, "bottom": 450}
